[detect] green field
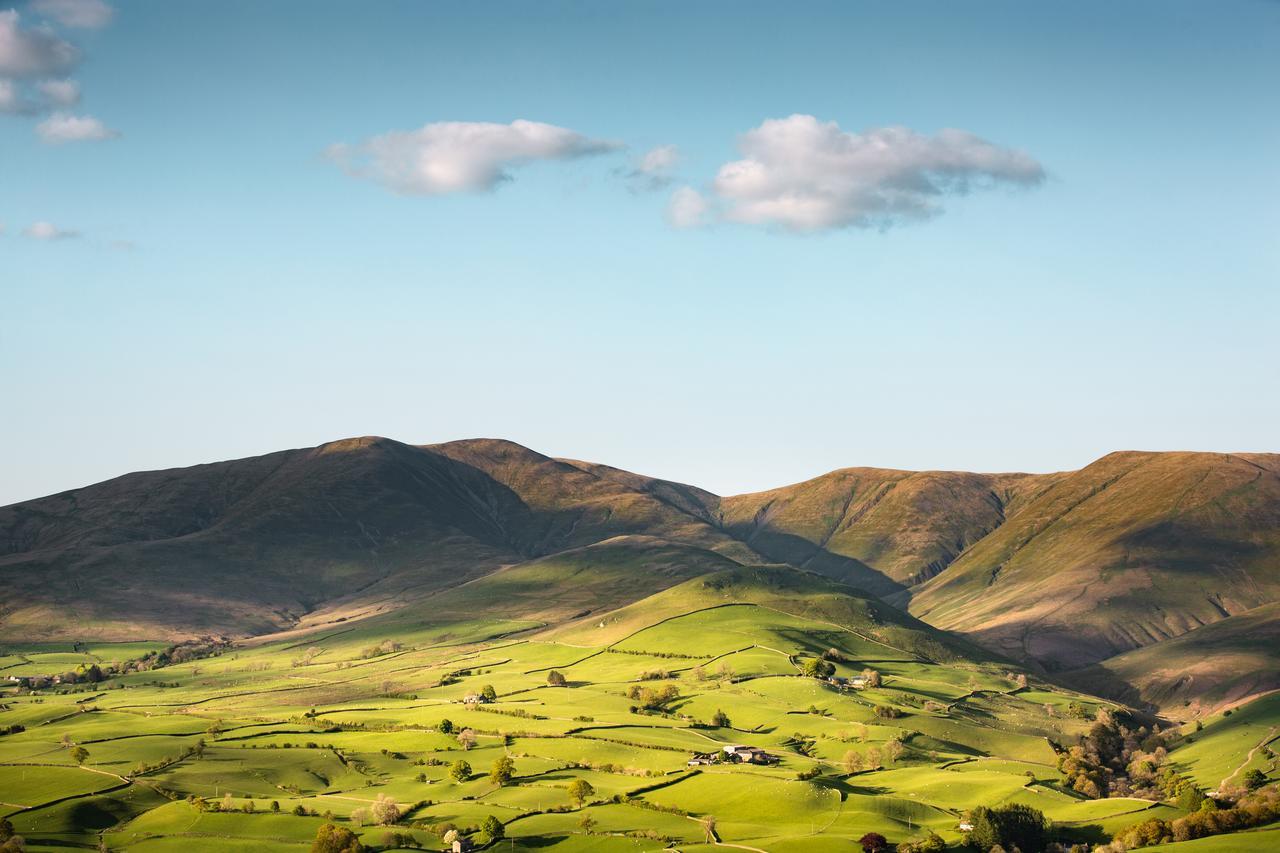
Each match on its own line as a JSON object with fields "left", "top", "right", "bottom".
{"left": 0, "top": 568, "right": 1271, "bottom": 852}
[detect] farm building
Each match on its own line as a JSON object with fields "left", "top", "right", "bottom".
{"left": 687, "top": 751, "right": 718, "bottom": 766}
{"left": 452, "top": 838, "right": 474, "bottom": 852}
{"left": 722, "top": 744, "right": 780, "bottom": 765}
{"left": 461, "top": 693, "right": 490, "bottom": 705}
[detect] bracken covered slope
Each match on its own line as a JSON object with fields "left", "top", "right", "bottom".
{"left": 0, "top": 437, "right": 755, "bottom": 640}
{"left": 906, "top": 451, "right": 1280, "bottom": 672}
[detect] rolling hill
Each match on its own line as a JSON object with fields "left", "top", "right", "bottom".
{"left": 3, "top": 437, "right": 1279, "bottom": 715}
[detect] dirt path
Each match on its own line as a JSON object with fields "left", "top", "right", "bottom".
{"left": 1221, "top": 725, "right": 1278, "bottom": 791}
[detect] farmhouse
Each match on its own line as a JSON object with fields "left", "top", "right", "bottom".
{"left": 461, "top": 693, "right": 490, "bottom": 705}
{"left": 687, "top": 751, "right": 718, "bottom": 766}
{"left": 722, "top": 744, "right": 780, "bottom": 765}
{"left": 451, "top": 838, "right": 474, "bottom": 852}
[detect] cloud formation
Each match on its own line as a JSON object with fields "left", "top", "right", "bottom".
{"left": 666, "top": 186, "right": 709, "bottom": 229}
{"left": 37, "top": 77, "right": 79, "bottom": 105}
{"left": 328, "top": 119, "right": 622, "bottom": 195}
{"left": 23, "top": 220, "right": 80, "bottom": 240}
{"left": 696, "top": 114, "right": 1044, "bottom": 232}
{"left": 30, "top": 0, "right": 114, "bottom": 30}
{"left": 0, "top": 10, "right": 79, "bottom": 77}
{"left": 36, "top": 111, "right": 118, "bottom": 143}
{"left": 622, "top": 144, "right": 680, "bottom": 191}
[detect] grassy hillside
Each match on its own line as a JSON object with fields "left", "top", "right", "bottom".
{"left": 4, "top": 563, "right": 1176, "bottom": 853}
{"left": 1065, "top": 603, "right": 1280, "bottom": 715}
{"left": 907, "top": 452, "right": 1280, "bottom": 672}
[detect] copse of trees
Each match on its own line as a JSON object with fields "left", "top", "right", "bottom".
{"left": 964, "top": 803, "right": 1051, "bottom": 853}
{"left": 626, "top": 683, "right": 679, "bottom": 710}
{"left": 800, "top": 657, "right": 835, "bottom": 678}
{"left": 1056, "top": 708, "right": 1172, "bottom": 799}
{"left": 547, "top": 670, "right": 567, "bottom": 687}
{"left": 1102, "top": 784, "right": 1280, "bottom": 849}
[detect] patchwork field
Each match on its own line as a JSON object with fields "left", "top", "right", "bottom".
{"left": 0, "top": 568, "right": 1269, "bottom": 852}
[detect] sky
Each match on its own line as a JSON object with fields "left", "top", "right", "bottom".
{"left": 2, "top": 0, "right": 1278, "bottom": 506}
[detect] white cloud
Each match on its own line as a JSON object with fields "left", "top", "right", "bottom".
{"left": 23, "top": 220, "right": 80, "bottom": 240}
{"left": 37, "top": 77, "right": 79, "bottom": 105}
{"left": 327, "top": 119, "right": 622, "bottom": 195}
{"left": 36, "top": 111, "right": 118, "bottom": 143}
{"left": 666, "top": 186, "right": 709, "bottom": 229}
{"left": 0, "top": 10, "right": 79, "bottom": 77}
{"left": 0, "top": 78, "right": 31, "bottom": 113}
{"left": 30, "top": 0, "right": 114, "bottom": 29}
{"left": 707, "top": 114, "right": 1045, "bottom": 232}
{"left": 622, "top": 144, "right": 680, "bottom": 191}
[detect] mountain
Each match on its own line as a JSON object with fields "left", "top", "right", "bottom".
{"left": 905, "top": 451, "right": 1280, "bottom": 674}
{"left": 716, "top": 467, "right": 1055, "bottom": 595}
{"left": 0, "top": 436, "right": 753, "bottom": 640}
{"left": 4, "top": 438, "right": 1279, "bottom": 713}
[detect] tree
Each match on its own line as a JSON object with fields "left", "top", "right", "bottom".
{"left": 579, "top": 814, "right": 597, "bottom": 834}
{"left": 859, "top": 832, "right": 888, "bottom": 852}
{"left": 842, "top": 750, "right": 865, "bottom": 773}
{"left": 801, "top": 657, "right": 834, "bottom": 678}
{"left": 270, "top": 800, "right": 280, "bottom": 813}
{"left": 568, "top": 778, "right": 595, "bottom": 807}
{"left": 490, "top": 754, "right": 515, "bottom": 787}
{"left": 482, "top": 814, "right": 504, "bottom": 841}
{"left": 0, "top": 819, "right": 12, "bottom": 841}
{"left": 438, "top": 718, "right": 455, "bottom": 734}
{"left": 71, "top": 746, "right": 89, "bottom": 765}
{"left": 449, "top": 759, "right": 471, "bottom": 782}
{"left": 371, "top": 793, "right": 400, "bottom": 825}
{"left": 1244, "top": 769, "right": 1268, "bottom": 791}
{"left": 547, "top": 670, "right": 567, "bottom": 687}
{"left": 883, "top": 737, "right": 904, "bottom": 765}
{"left": 861, "top": 668, "right": 882, "bottom": 688}
{"left": 457, "top": 728, "right": 477, "bottom": 750}
{"left": 700, "top": 815, "right": 717, "bottom": 843}
{"left": 711, "top": 709, "right": 731, "bottom": 728}
{"left": 310, "top": 823, "right": 364, "bottom": 853}
{"left": 481, "top": 684, "right": 497, "bottom": 702}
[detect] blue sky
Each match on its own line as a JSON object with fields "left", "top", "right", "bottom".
{"left": 2, "top": 0, "right": 1278, "bottom": 505}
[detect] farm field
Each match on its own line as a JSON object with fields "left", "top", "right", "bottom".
{"left": 0, "top": 567, "right": 1265, "bottom": 852}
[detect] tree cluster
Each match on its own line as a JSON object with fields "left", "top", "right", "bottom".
{"left": 1102, "top": 784, "right": 1280, "bottom": 850}
{"left": 626, "top": 683, "right": 679, "bottom": 710}
{"left": 964, "top": 803, "right": 1051, "bottom": 853}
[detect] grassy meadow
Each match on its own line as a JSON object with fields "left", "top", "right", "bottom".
{"left": 1, "top": 568, "right": 1271, "bottom": 852}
